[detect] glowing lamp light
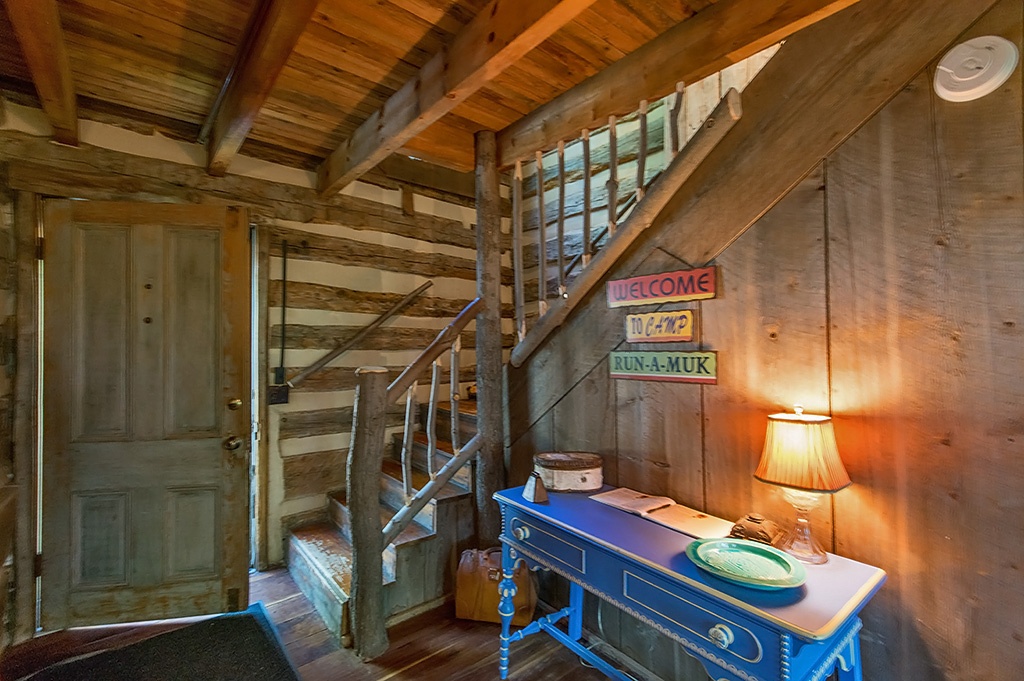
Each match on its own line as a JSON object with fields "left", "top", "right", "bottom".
{"left": 755, "top": 406, "right": 851, "bottom": 564}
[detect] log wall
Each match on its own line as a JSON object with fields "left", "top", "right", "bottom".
{"left": 264, "top": 186, "right": 498, "bottom": 564}
{"left": 507, "top": 2, "right": 1024, "bottom": 678}
{"left": 0, "top": 102, "right": 503, "bottom": 568}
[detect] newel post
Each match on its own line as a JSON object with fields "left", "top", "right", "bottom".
{"left": 346, "top": 366, "right": 389, "bottom": 659}
{"left": 474, "top": 130, "right": 505, "bottom": 546}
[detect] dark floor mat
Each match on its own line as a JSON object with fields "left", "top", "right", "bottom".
{"left": 26, "top": 603, "right": 300, "bottom": 681}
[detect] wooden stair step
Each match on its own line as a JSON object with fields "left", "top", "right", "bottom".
{"left": 439, "top": 400, "right": 477, "bottom": 416}
{"left": 328, "top": 490, "right": 433, "bottom": 546}
{"left": 409, "top": 431, "right": 473, "bottom": 489}
{"left": 380, "top": 454, "right": 468, "bottom": 497}
{"left": 289, "top": 523, "right": 354, "bottom": 599}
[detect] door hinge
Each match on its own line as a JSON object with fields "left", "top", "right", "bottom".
{"left": 35, "top": 237, "right": 44, "bottom": 261}
{"left": 34, "top": 552, "right": 42, "bottom": 577}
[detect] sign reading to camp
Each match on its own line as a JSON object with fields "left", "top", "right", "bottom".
{"left": 625, "top": 310, "right": 695, "bottom": 342}
{"left": 609, "top": 351, "right": 717, "bottom": 384}
{"left": 606, "top": 266, "right": 716, "bottom": 308}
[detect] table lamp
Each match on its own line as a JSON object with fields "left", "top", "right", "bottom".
{"left": 754, "top": 406, "right": 851, "bottom": 564}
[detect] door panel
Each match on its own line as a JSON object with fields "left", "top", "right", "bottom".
{"left": 42, "top": 201, "right": 250, "bottom": 629}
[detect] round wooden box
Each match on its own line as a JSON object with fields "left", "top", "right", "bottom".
{"left": 533, "top": 452, "right": 603, "bottom": 492}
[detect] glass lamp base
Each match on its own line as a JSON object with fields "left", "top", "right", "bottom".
{"left": 779, "top": 488, "right": 829, "bottom": 565}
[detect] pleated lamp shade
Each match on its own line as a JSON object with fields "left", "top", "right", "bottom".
{"left": 755, "top": 409, "right": 851, "bottom": 493}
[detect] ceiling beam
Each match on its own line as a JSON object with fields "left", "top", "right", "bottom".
{"left": 3, "top": 0, "right": 78, "bottom": 145}
{"left": 496, "top": 0, "right": 863, "bottom": 166}
{"left": 317, "top": 0, "right": 599, "bottom": 197}
{"left": 203, "top": 0, "right": 321, "bottom": 176}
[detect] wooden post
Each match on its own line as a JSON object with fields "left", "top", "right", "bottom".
{"left": 512, "top": 161, "right": 526, "bottom": 342}
{"left": 636, "top": 100, "right": 648, "bottom": 201}
{"left": 474, "top": 130, "right": 505, "bottom": 546}
{"left": 556, "top": 140, "right": 566, "bottom": 296}
{"left": 670, "top": 83, "right": 685, "bottom": 157}
{"left": 13, "top": 192, "right": 38, "bottom": 643}
{"left": 535, "top": 150, "right": 547, "bottom": 315}
{"left": 581, "top": 129, "right": 592, "bottom": 267}
{"left": 346, "top": 366, "right": 390, "bottom": 659}
{"left": 606, "top": 115, "right": 618, "bottom": 236}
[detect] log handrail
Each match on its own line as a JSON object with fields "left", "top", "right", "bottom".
{"left": 287, "top": 281, "right": 433, "bottom": 389}
{"left": 387, "top": 297, "right": 484, "bottom": 402}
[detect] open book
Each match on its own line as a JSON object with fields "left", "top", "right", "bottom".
{"left": 591, "top": 487, "right": 733, "bottom": 539}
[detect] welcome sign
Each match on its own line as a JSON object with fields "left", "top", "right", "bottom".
{"left": 609, "top": 351, "right": 717, "bottom": 384}
{"left": 606, "top": 266, "right": 717, "bottom": 308}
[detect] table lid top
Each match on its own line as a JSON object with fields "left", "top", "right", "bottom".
{"left": 495, "top": 486, "right": 886, "bottom": 641}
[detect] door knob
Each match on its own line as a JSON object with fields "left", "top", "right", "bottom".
{"left": 227, "top": 398, "right": 243, "bottom": 411}
{"left": 222, "top": 436, "right": 243, "bottom": 451}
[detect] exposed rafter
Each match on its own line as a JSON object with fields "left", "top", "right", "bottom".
{"left": 316, "top": 0, "right": 599, "bottom": 197}
{"left": 202, "top": 0, "right": 321, "bottom": 176}
{"left": 496, "top": 0, "right": 863, "bottom": 167}
{"left": 3, "top": 0, "right": 78, "bottom": 145}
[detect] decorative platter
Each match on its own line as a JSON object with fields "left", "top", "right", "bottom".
{"left": 685, "top": 538, "right": 806, "bottom": 590}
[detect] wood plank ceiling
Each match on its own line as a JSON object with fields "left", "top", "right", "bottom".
{"left": 0, "top": 0, "right": 860, "bottom": 191}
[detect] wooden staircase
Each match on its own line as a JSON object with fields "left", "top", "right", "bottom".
{"left": 286, "top": 401, "right": 478, "bottom": 643}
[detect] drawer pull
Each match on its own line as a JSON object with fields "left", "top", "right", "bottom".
{"left": 709, "top": 624, "right": 735, "bottom": 650}
{"left": 513, "top": 526, "right": 531, "bottom": 541}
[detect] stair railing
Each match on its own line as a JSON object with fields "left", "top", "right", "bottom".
{"left": 382, "top": 298, "right": 483, "bottom": 545}
{"left": 347, "top": 296, "right": 485, "bottom": 658}
{"left": 508, "top": 88, "right": 743, "bottom": 368}
{"left": 279, "top": 280, "right": 434, "bottom": 400}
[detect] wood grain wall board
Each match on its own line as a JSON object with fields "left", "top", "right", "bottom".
{"left": 507, "top": 247, "right": 685, "bottom": 437}
{"left": 507, "top": 409, "right": 554, "bottom": 492}
{"left": 614, "top": 379, "right": 703, "bottom": 504}
{"left": 283, "top": 449, "right": 346, "bottom": 501}
{"left": 828, "top": 3, "right": 1024, "bottom": 675}
{"left": 648, "top": 0, "right": 1003, "bottom": 269}
{"left": 700, "top": 165, "right": 832, "bottom": 536}
{"left": 268, "top": 227, "right": 513, "bottom": 284}
{"left": 269, "top": 323, "right": 513, "bottom": 352}
{"left": 278, "top": 405, "right": 406, "bottom": 441}
{"left": 551, "top": 360, "right": 617, "bottom": 488}
{"left": 268, "top": 281, "right": 509, "bottom": 318}
{"left": 287, "top": 365, "right": 477, "bottom": 394}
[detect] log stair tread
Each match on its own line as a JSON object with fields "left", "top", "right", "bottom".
{"left": 328, "top": 489, "right": 434, "bottom": 546}
{"left": 438, "top": 400, "right": 477, "bottom": 416}
{"left": 381, "top": 457, "right": 469, "bottom": 501}
{"left": 289, "top": 522, "right": 355, "bottom": 598}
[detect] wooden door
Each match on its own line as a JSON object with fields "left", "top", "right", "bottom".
{"left": 41, "top": 202, "right": 250, "bottom": 629}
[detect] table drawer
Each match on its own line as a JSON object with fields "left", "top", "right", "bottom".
{"left": 504, "top": 512, "right": 588, "bottom": 581}
{"left": 621, "top": 565, "right": 778, "bottom": 670}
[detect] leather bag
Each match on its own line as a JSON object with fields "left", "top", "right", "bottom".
{"left": 455, "top": 547, "right": 536, "bottom": 626}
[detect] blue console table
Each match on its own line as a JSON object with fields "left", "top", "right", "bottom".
{"left": 495, "top": 487, "right": 885, "bottom": 681}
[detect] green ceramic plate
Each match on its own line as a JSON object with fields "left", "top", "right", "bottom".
{"left": 686, "top": 538, "right": 806, "bottom": 590}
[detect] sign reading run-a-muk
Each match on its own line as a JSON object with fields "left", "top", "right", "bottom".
{"left": 625, "top": 310, "right": 695, "bottom": 342}
{"left": 609, "top": 351, "right": 717, "bottom": 384}
{"left": 606, "top": 266, "right": 716, "bottom": 308}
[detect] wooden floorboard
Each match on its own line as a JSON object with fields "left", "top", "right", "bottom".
{"left": 250, "top": 568, "right": 615, "bottom": 681}
{"left": 0, "top": 568, "right": 616, "bottom": 681}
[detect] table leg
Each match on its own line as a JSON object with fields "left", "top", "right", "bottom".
{"left": 498, "top": 545, "right": 518, "bottom": 680}
{"left": 836, "top": 630, "right": 863, "bottom": 681}
{"left": 568, "top": 581, "right": 583, "bottom": 641}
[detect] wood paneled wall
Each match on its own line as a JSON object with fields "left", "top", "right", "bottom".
{"left": 507, "top": 2, "right": 1024, "bottom": 678}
